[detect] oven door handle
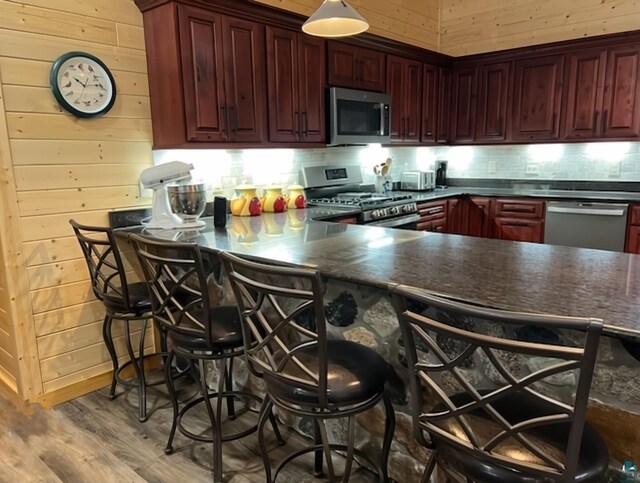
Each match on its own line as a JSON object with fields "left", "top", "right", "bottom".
{"left": 366, "top": 213, "right": 421, "bottom": 228}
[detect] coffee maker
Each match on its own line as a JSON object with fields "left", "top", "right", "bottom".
{"left": 435, "top": 160, "right": 448, "bottom": 188}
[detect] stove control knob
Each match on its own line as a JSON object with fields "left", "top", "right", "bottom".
{"left": 371, "top": 209, "right": 380, "bottom": 219}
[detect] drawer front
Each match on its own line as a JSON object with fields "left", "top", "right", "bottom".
{"left": 417, "top": 218, "right": 446, "bottom": 232}
{"left": 492, "top": 199, "right": 544, "bottom": 218}
{"left": 417, "top": 200, "right": 448, "bottom": 220}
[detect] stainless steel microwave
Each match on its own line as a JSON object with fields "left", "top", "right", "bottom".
{"left": 328, "top": 87, "right": 391, "bottom": 146}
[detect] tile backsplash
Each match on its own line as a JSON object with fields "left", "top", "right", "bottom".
{"left": 153, "top": 142, "right": 640, "bottom": 193}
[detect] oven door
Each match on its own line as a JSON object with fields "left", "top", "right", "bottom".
{"left": 365, "top": 213, "right": 421, "bottom": 229}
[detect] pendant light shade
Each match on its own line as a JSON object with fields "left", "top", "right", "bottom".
{"left": 302, "top": 0, "right": 369, "bottom": 38}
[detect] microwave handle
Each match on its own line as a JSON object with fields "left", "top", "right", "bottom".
{"left": 379, "top": 103, "right": 386, "bottom": 135}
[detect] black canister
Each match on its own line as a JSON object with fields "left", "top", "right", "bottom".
{"left": 213, "top": 196, "right": 228, "bottom": 228}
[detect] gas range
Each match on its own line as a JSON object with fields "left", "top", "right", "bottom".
{"left": 301, "top": 165, "right": 420, "bottom": 228}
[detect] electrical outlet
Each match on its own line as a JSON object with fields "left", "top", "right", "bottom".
{"left": 525, "top": 162, "right": 540, "bottom": 175}
{"left": 609, "top": 161, "right": 621, "bottom": 176}
{"left": 488, "top": 160, "right": 497, "bottom": 174}
{"left": 139, "top": 181, "right": 153, "bottom": 199}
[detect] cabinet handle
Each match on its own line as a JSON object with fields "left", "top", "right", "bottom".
{"left": 424, "top": 118, "right": 432, "bottom": 136}
{"left": 357, "top": 59, "right": 364, "bottom": 81}
{"left": 220, "top": 106, "right": 228, "bottom": 136}
{"left": 602, "top": 109, "right": 608, "bottom": 133}
{"left": 301, "top": 112, "right": 308, "bottom": 136}
{"left": 294, "top": 111, "right": 299, "bottom": 138}
{"left": 229, "top": 106, "right": 237, "bottom": 133}
{"left": 593, "top": 110, "right": 599, "bottom": 134}
{"left": 404, "top": 117, "right": 409, "bottom": 139}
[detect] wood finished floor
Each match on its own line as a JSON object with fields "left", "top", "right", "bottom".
{"left": 0, "top": 379, "right": 376, "bottom": 482}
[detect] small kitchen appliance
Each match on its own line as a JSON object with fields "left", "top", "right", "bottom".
{"left": 400, "top": 171, "right": 435, "bottom": 191}
{"left": 435, "top": 160, "right": 448, "bottom": 188}
{"left": 139, "top": 161, "right": 197, "bottom": 230}
{"left": 167, "top": 183, "right": 207, "bottom": 228}
{"left": 328, "top": 87, "right": 391, "bottom": 145}
{"left": 302, "top": 165, "right": 420, "bottom": 228}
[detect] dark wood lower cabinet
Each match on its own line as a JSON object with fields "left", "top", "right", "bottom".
{"left": 416, "top": 200, "right": 447, "bottom": 232}
{"left": 625, "top": 226, "right": 640, "bottom": 253}
{"left": 467, "top": 197, "right": 491, "bottom": 237}
{"left": 493, "top": 218, "right": 544, "bottom": 243}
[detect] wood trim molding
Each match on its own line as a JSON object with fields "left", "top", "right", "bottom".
{"left": 0, "top": 68, "right": 43, "bottom": 403}
{"left": 135, "top": 0, "right": 452, "bottom": 65}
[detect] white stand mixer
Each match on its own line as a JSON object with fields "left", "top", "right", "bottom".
{"left": 139, "top": 161, "right": 204, "bottom": 230}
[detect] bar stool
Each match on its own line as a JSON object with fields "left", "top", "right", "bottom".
{"left": 129, "top": 234, "right": 283, "bottom": 483}
{"left": 70, "top": 220, "right": 164, "bottom": 422}
{"left": 220, "top": 251, "right": 396, "bottom": 483}
{"left": 389, "top": 284, "right": 609, "bottom": 483}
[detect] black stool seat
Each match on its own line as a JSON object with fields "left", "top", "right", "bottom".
{"left": 168, "top": 306, "right": 244, "bottom": 352}
{"left": 102, "top": 282, "right": 152, "bottom": 313}
{"left": 268, "top": 339, "right": 390, "bottom": 406}
{"left": 433, "top": 391, "right": 609, "bottom": 483}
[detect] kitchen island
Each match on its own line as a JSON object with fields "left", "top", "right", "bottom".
{"left": 121, "top": 209, "right": 640, "bottom": 480}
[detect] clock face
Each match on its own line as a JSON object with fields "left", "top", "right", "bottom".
{"left": 50, "top": 52, "right": 116, "bottom": 118}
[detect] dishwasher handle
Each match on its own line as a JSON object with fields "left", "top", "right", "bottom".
{"left": 546, "top": 205, "right": 627, "bottom": 216}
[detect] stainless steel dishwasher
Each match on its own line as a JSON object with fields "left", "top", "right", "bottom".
{"left": 544, "top": 201, "right": 628, "bottom": 252}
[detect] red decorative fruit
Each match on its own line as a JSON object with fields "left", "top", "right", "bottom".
{"left": 249, "top": 196, "right": 262, "bottom": 216}
{"left": 273, "top": 196, "right": 287, "bottom": 213}
{"left": 295, "top": 194, "right": 306, "bottom": 209}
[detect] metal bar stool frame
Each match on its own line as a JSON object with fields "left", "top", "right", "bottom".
{"left": 390, "top": 283, "right": 608, "bottom": 483}
{"left": 220, "top": 251, "right": 396, "bottom": 483}
{"left": 70, "top": 220, "right": 164, "bottom": 422}
{"left": 130, "top": 234, "right": 283, "bottom": 483}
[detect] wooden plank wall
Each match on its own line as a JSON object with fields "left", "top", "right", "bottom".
{"left": 0, "top": 0, "right": 153, "bottom": 403}
{"left": 440, "top": 0, "right": 640, "bottom": 56}
{"left": 254, "top": 0, "right": 440, "bottom": 52}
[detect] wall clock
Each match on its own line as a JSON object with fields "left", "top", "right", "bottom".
{"left": 50, "top": 51, "right": 117, "bottom": 118}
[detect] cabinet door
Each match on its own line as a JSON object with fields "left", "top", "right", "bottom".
{"left": 494, "top": 218, "right": 544, "bottom": 243}
{"left": 437, "top": 67, "right": 452, "bottom": 143}
{"left": 451, "top": 66, "right": 477, "bottom": 142}
{"left": 328, "top": 42, "right": 358, "bottom": 88}
{"left": 467, "top": 197, "right": 491, "bottom": 237}
{"left": 563, "top": 49, "right": 607, "bottom": 139}
{"left": 476, "top": 62, "right": 510, "bottom": 142}
{"left": 447, "top": 197, "right": 468, "bottom": 235}
{"left": 405, "top": 60, "right": 423, "bottom": 142}
{"left": 178, "top": 6, "right": 227, "bottom": 142}
{"left": 625, "top": 225, "right": 640, "bottom": 253}
{"left": 386, "top": 56, "right": 405, "bottom": 141}
{"left": 421, "top": 64, "right": 438, "bottom": 143}
{"left": 511, "top": 55, "right": 564, "bottom": 141}
{"left": 298, "top": 35, "right": 326, "bottom": 143}
{"left": 602, "top": 45, "right": 640, "bottom": 138}
{"left": 358, "top": 48, "right": 386, "bottom": 92}
{"left": 266, "top": 26, "right": 298, "bottom": 143}
{"left": 222, "top": 16, "right": 267, "bottom": 142}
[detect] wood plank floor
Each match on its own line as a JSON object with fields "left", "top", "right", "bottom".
{"left": 0, "top": 377, "right": 376, "bottom": 482}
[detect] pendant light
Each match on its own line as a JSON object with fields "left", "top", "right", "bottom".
{"left": 302, "top": 0, "right": 369, "bottom": 38}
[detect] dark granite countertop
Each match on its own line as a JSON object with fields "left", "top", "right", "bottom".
{"left": 402, "top": 187, "right": 640, "bottom": 203}
{"left": 121, "top": 210, "right": 640, "bottom": 341}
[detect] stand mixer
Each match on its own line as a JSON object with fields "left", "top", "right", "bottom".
{"left": 139, "top": 161, "right": 206, "bottom": 230}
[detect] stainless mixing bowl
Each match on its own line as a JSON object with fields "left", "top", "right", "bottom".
{"left": 167, "top": 183, "right": 207, "bottom": 222}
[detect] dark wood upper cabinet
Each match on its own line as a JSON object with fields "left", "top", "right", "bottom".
{"left": 476, "top": 62, "right": 510, "bottom": 142}
{"left": 266, "top": 26, "right": 325, "bottom": 143}
{"left": 511, "top": 55, "right": 564, "bottom": 142}
{"left": 328, "top": 42, "right": 385, "bottom": 92}
{"left": 437, "top": 67, "right": 452, "bottom": 143}
{"left": 387, "top": 55, "right": 422, "bottom": 143}
{"left": 563, "top": 49, "right": 607, "bottom": 139}
{"left": 451, "top": 66, "right": 477, "bottom": 142}
{"left": 177, "top": 5, "right": 266, "bottom": 144}
{"left": 602, "top": 45, "right": 640, "bottom": 138}
{"left": 178, "top": 6, "right": 227, "bottom": 142}
{"left": 421, "top": 64, "right": 438, "bottom": 143}
{"left": 221, "top": 16, "right": 267, "bottom": 142}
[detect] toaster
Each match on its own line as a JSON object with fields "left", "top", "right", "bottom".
{"left": 400, "top": 171, "right": 435, "bottom": 191}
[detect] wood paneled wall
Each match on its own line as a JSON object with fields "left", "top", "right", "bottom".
{"left": 254, "top": 0, "right": 440, "bottom": 52}
{"left": 0, "top": 0, "right": 153, "bottom": 404}
{"left": 440, "top": 0, "right": 640, "bottom": 56}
